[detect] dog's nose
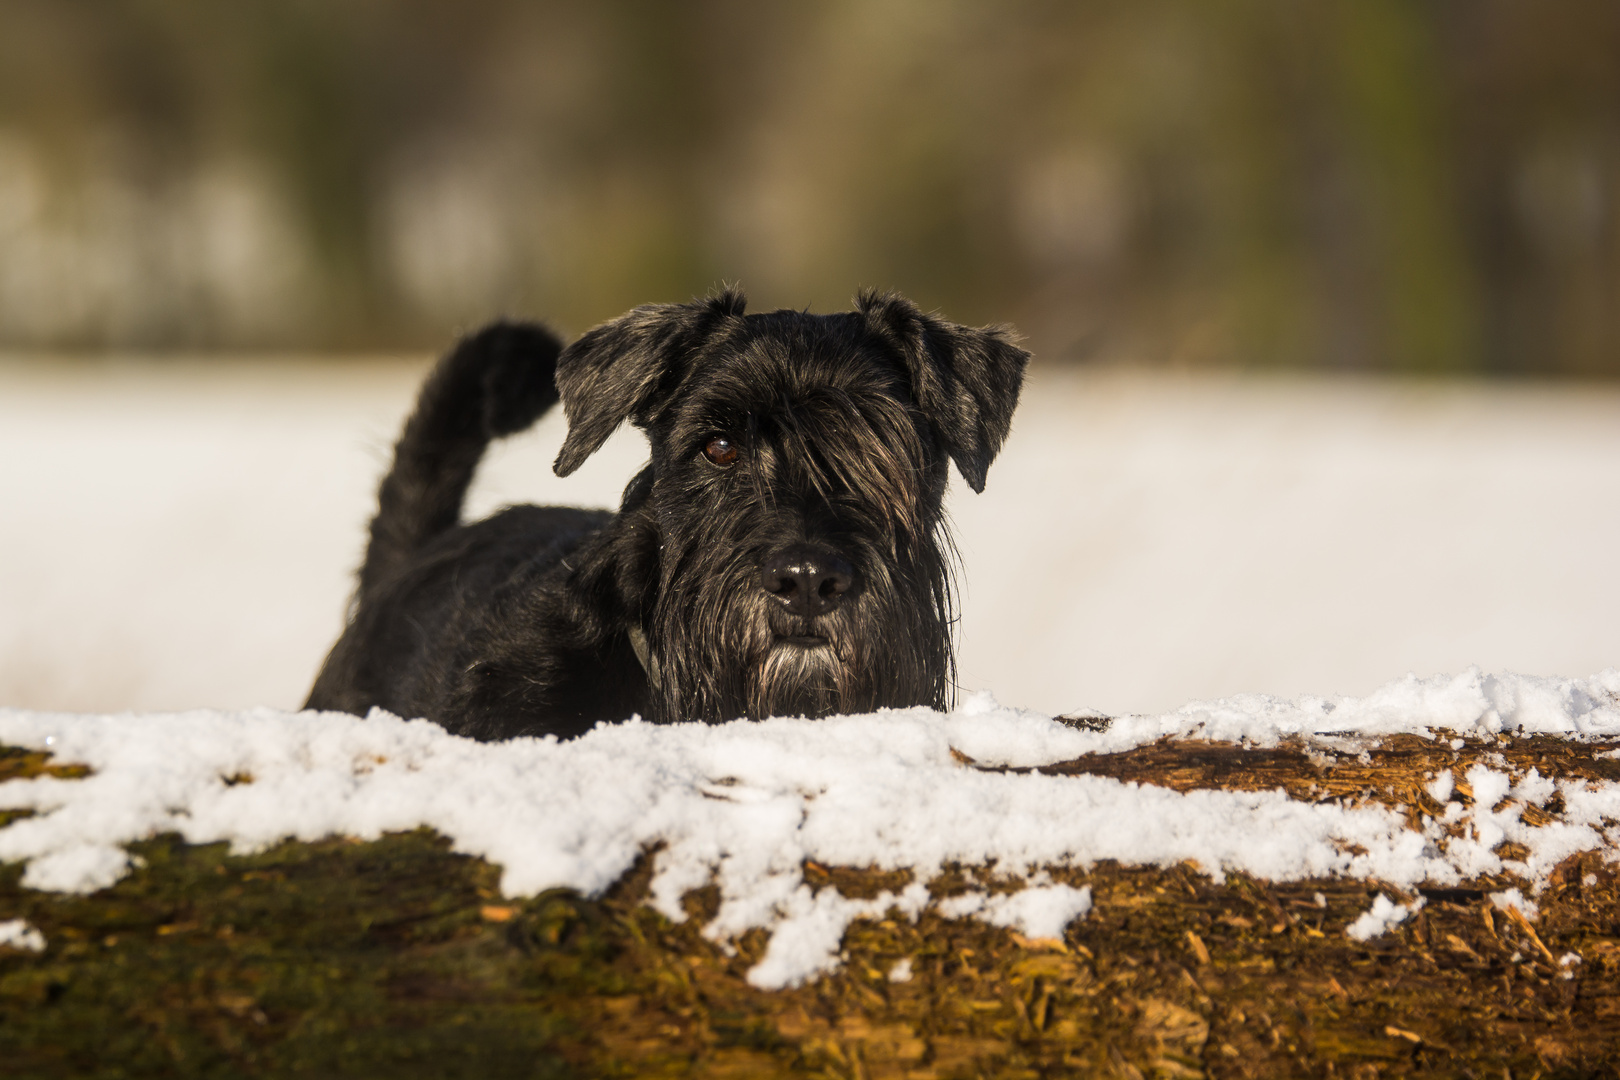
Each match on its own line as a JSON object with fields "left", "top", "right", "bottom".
{"left": 760, "top": 543, "right": 856, "bottom": 617}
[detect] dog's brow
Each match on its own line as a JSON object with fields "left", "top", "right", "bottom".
{"left": 760, "top": 390, "right": 926, "bottom": 537}
{"left": 746, "top": 411, "right": 772, "bottom": 511}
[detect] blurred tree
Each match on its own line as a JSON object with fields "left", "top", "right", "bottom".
{"left": 0, "top": 0, "right": 1613, "bottom": 373}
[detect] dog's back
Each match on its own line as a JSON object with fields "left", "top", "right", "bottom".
{"left": 305, "top": 323, "right": 642, "bottom": 735}
{"left": 307, "top": 503, "right": 624, "bottom": 735}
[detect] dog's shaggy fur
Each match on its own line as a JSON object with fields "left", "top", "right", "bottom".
{"left": 306, "top": 289, "right": 1027, "bottom": 740}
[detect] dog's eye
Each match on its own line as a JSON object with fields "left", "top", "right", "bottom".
{"left": 702, "top": 436, "right": 740, "bottom": 467}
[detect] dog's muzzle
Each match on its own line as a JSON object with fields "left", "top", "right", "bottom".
{"left": 760, "top": 543, "right": 856, "bottom": 619}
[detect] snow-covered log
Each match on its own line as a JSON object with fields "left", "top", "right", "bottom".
{"left": 3, "top": 669, "right": 1619, "bottom": 1076}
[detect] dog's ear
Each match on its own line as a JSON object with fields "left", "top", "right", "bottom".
{"left": 553, "top": 289, "right": 747, "bottom": 476}
{"left": 856, "top": 290, "right": 1029, "bottom": 493}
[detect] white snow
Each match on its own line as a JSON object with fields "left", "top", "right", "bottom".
{"left": 1491, "top": 887, "right": 1540, "bottom": 920}
{"left": 3, "top": 667, "right": 1619, "bottom": 986}
{"left": 741, "top": 882, "right": 929, "bottom": 989}
{"left": 0, "top": 918, "right": 46, "bottom": 952}
{"left": 966, "top": 667, "right": 1620, "bottom": 759}
{"left": 1426, "top": 770, "right": 1455, "bottom": 803}
{"left": 1346, "top": 895, "right": 1423, "bottom": 942}
{"left": 934, "top": 884, "right": 1093, "bottom": 939}
{"left": 6, "top": 361, "right": 1620, "bottom": 718}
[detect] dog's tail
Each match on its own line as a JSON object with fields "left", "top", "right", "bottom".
{"left": 358, "top": 322, "right": 564, "bottom": 597}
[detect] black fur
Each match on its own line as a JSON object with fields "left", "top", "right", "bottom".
{"left": 306, "top": 289, "right": 1028, "bottom": 739}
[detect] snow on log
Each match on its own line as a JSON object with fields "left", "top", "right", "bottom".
{"left": 3, "top": 668, "right": 1620, "bottom": 1076}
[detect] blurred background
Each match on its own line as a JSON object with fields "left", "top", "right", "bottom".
{"left": 3, "top": 0, "right": 1618, "bottom": 369}
{"left": 2, "top": 1, "right": 1619, "bottom": 718}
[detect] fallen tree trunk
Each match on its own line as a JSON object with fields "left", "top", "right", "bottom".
{"left": 3, "top": 734, "right": 1619, "bottom": 1078}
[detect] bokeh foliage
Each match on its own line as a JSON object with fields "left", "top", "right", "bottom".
{"left": 0, "top": 0, "right": 1615, "bottom": 372}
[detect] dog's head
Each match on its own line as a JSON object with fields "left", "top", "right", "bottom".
{"left": 553, "top": 288, "right": 1028, "bottom": 724}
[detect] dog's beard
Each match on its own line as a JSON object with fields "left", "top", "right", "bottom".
{"left": 644, "top": 536, "right": 952, "bottom": 724}
{"left": 751, "top": 634, "right": 844, "bottom": 720}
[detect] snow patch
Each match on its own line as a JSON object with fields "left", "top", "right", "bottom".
{"left": 0, "top": 918, "right": 45, "bottom": 953}
{"left": 1346, "top": 895, "right": 1423, "bottom": 942}
{"left": 1491, "top": 888, "right": 1540, "bottom": 921}
{"left": 743, "top": 882, "right": 930, "bottom": 990}
{"left": 1087, "top": 667, "right": 1620, "bottom": 753}
{"left": 2, "top": 667, "right": 1619, "bottom": 987}
{"left": 934, "top": 884, "right": 1094, "bottom": 940}
{"left": 1426, "top": 770, "right": 1454, "bottom": 803}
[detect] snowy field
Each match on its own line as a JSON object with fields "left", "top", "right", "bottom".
{"left": 2, "top": 357, "right": 1618, "bottom": 718}
{"left": 2, "top": 669, "right": 1618, "bottom": 986}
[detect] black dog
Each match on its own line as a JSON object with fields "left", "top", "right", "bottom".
{"left": 306, "top": 289, "right": 1027, "bottom": 740}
